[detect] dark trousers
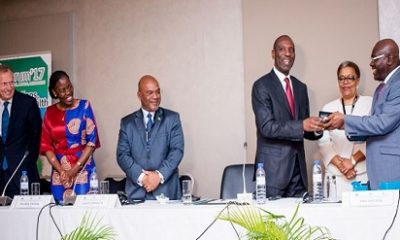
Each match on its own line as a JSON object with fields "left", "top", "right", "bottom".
{"left": 266, "top": 157, "right": 306, "bottom": 198}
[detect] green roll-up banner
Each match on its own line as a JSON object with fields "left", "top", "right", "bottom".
{"left": 0, "top": 51, "right": 52, "bottom": 117}
{"left": 0, "top": 52, "right": 52, "bottom": 177}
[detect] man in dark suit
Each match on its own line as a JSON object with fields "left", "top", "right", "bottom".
{"left": 252, "top": 35, "right": 323, "bottom": 198}
{"left": 117, "top": 75, "right": 184, "bottom": 200}
{"left": 0, "top": 65, "right": 42, "bottom": 197}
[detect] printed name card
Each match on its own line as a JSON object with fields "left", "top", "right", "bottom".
{"left": 342, "top": 190, "right": 398, "bottom": 207}
{"left": 74, "top": 194, "right": 121, "bottom": 208}
{"left": 11, "top": 195, "right": 54, "bottom": 209}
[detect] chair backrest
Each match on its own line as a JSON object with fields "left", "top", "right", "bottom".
{"left": 104, "top": 177, "right": 126, "bottom": 194}
{"left": 220, "top": 164, "right": 255, "bottom": 199}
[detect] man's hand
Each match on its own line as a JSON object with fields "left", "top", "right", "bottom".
{"left": 326, "top": 112, "right": 344, "bottom": 130}
{"left": 142, "top": 170, "right": 161, "bottom": 192}
{"left": 303, "top": 116, "right": 324, "bottom": 132}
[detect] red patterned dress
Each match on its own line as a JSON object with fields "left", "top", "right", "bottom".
{"left": 40, "top": 99, "right": 100, "bottom": 202}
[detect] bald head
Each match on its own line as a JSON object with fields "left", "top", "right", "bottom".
{"left": 375, "top": 39, "right": 399, "bottom": 58}
{"left": 137, "top": 75, "right": 161, "bottom": 112}
{"left": 370, "top": 39, "right": 400, "bottom": 81}
{"left": 138, "top": 75, "right": 158, "bottom": 90}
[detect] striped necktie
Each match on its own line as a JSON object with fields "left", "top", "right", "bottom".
{"left": 284, "top": 78, "right": 295, "bottom": 119}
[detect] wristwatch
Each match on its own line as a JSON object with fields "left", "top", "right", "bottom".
{"left": 351, "top": 157, "right": 357, "bottom": 166}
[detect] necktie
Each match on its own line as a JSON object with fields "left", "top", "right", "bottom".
{"left": 146, "top": 113, "right": 153, "bottom": 132}
{"left": 375, "top": 82, "right": 385, "bottom": 100}
{"left": 284, "top": 78, "right": 295, "bottom": 118}
{"left": 2, "top": 101, "right": 10, "bottom": 170}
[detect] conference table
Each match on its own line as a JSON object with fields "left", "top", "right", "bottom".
{"left": 0, "top": 196, "right": 399, "bottom": 240}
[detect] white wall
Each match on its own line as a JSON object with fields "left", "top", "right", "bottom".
{"left": 0, "top": 0, "right": 245, "bottom": 198}
{"left": 74, "top": 0, "right": 246, "bottom": 198}
{"left": 243, "top": 0, "right": 379, "bottom": 190}
{"left": 0, "top": 0, "right": 384, "bottom": 197}
{"left": 379, "top": 0, "right": 400, "bottom": 43}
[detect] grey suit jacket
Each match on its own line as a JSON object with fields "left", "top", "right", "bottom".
{"left": 345, "top": 67, "right": 400, "bottom": 189}
{"left": 117, "top": 107, "right": 184, "bottom": 200}
{"left": 252, "top": 70, "right": 320, "bottom": 190}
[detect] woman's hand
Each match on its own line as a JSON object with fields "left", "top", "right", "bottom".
{"left": 60, "top": 170, "right": 73, "bottom": 188}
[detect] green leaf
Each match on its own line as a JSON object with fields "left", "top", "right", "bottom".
{"left": 218, "top": 203, "right": 333, "bottom": 240}
{"left": 62, "top": 212, "right": 117, "bottom": 240}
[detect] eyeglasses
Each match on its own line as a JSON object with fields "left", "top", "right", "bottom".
{"left": 338, "top": 75, "right": 358, "bottom": 82}
{"left": 370, "top": 54, "right": 386, "bottom": 62}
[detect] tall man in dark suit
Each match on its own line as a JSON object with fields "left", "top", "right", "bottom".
{"left": 0, "top": 65, "right": 42, "bottom": 197}
{"left": 252, "top": 35, "right": 324, "bottom": 198}
{"left": 117, "top": 75, "right": 184, "bottom": 200}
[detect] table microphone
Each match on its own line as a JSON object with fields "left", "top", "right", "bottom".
{"left": 237, "top": 142, "right": 252, "bottom": 203}
{"left": 0, "top": 151, "right": 29, "bottom": 206}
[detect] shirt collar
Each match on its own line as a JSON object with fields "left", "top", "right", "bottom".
{"left": 1, "top": 98, "right": 13, "bottom": 106}
{"left": 273, "top": 67, "right": 291, "bottom": 83}
{"left": 383, "top": 65, "right": 400, "bottom": 84}
{"left": 141, "top": 108, "right": 154, "bottom": 119}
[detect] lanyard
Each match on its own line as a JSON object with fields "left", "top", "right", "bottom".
{"left": 341, "top": 95, "right": 358, "bottom": 115}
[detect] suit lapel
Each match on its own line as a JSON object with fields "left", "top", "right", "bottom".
{"left": 372, "top": 68, "right": 400, "bottom": 114}
{"left": 270, "top": 71, "right": 293, "bottom": 118}
{"left": 371, "top": 85, "right": 381, "bottom": 114}
{"left": 133, "top": 110, "right": 147, "bottom": 146}
{"left": 6, "top": 91, "right": 20, "bottom": 143}
{"left": 148, "top": 108, "right": 164, "bottom": 147}
{"left": 291, "top": 79, "right": 300, "bottom": 120}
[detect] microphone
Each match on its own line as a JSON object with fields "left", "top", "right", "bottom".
{"left": 237, "top": 142, "right": 252, "bottom": 203}
{"left": 242, "top": 142, "right": 248, "bottom": 193}
{"left": 0, "top": 151, "right": 29, "bottom": 206}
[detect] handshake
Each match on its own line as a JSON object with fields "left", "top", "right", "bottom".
{"left": 303, "top": 111, "right": 345, "bottom": 132}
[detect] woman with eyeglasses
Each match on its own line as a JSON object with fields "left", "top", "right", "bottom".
{"left": 318, "top": 61, "right": 372, "bottom": 200}
{"left": 40, "top": 70, "right": 101, "bottom": 203}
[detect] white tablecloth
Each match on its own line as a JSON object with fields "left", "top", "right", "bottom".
{"left": 0, "top": 197, "right": 399, "bottom": 240}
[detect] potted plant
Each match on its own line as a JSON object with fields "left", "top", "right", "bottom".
{"left": 218, "top": 203, "right": 333, "bottom": 240}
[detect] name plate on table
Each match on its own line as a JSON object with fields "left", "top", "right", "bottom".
{"left": 11, "top": 195, "right": 54, "bottom": 209}
{"left": 74, "top": 194, "right": 121, "bottom": 208}
{"left": 342, "top": 190, "right": 399, "bottom": 207}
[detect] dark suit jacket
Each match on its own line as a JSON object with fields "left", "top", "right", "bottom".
{"left": 0, "top": 91, "right": 42, "bottom": 196}
{"left": 117, "top": 107, "right": 184, "bottom": 200}
{"left": 252, "top": 70, "right": 320, "bottom": 190}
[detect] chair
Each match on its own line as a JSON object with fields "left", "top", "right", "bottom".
{"left": 104, "top": 177, "right": 126, "bottom": 194}
{"left": 220, "top": 164, "right": 255, "bottom": 199}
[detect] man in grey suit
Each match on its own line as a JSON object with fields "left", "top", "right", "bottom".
{"left": 117, "top": 75, "right": 184, "bottom": 200}
{"left": 252, "top": 35, "right": 324, "bottom": 198}
{"left": 328, "top": 39, "right": 400, "bottom": 190}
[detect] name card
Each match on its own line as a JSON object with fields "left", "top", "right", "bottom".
{"left": 74, "top": 194, "right": 121, "bottom": 208}
{"left": 11, "top": 195, "right": 54, "bottom": 209}
{"left": 342, "top": 190, "right": 398, "bottom": 207}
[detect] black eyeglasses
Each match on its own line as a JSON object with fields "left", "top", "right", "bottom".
{"left": 338, "top": 75, "right": 358, "bottom": 82}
